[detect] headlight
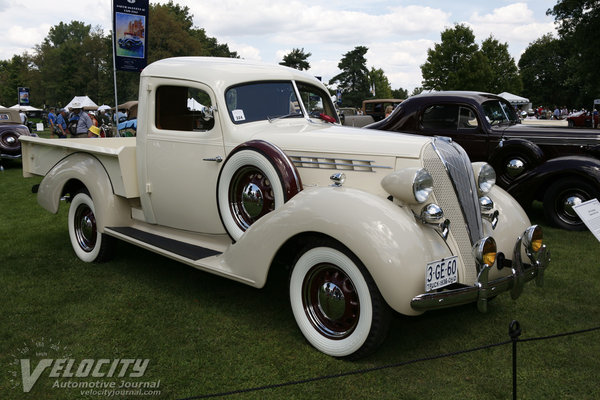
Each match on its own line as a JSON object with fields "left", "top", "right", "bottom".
{"left": 381, "top": 167, "right": 434, "bottom": 204}
{"left": 473, "top": 236, "right": 497, "bottom": 267}
{"left": 413, "top": 168, "right": 433, "bottom": 203}
{"left": 473, "top": 162, "right": 496, "bottom": 194}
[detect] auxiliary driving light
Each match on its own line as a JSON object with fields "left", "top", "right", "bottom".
{"left": 473, "top": 236, "right": 497, "bottom": 267}
{"left": 523, "top": 225, "right": 543, "bottom": 253}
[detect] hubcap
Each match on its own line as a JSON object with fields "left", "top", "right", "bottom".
{"left": 505, "top": 159, "right": 525, "bottom": 178}
{"left": 241, "top": 182, "right": 264, "bottom": 218}
{"left": 229, "top": 167, "right": 275, "bottom": 230}
{"left": 302, "top": 264, "right": 359, "bottom": 339}
{"left": 74, "top": 204, "right": 97, "bottom": 252}
{"left": 563, "top": 195, "right": 583, "bottom": 219}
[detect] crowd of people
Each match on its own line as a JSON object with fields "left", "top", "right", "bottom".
{"left": 46, "top": 104, "right": 114, "bottom": 138}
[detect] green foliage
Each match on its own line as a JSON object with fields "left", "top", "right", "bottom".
{"left": 329, "top": 46, "right": 371, "bottom": 107}
{"left": 546, "top": 0, "right": 600, "bottom": 107}
{"left": 518, "top": 34, "right": 575, "bottom": 108}
{"left": 0, "top": 2, "right": 237, "bottom": 108}
{"left": 421, "top": 24, "right": 521, "bottom": 94}
{"left": 279, "top": 48, "right": 311, "bottom": 71}
{"left": 369, "top": 67, "right": 392, "bottom": 99}
{"left": 480, "top": 36, "right": 522, "bottom": 94}
{"left": 391, "top": 87, "right": 408, "bottom": 99}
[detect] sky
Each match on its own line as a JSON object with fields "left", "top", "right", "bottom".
{"left": 0, "top": 0, "right": 558, "bottom": 92}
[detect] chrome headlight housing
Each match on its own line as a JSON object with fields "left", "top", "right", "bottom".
{"left": 413, "top": 168, "right": 434, "bottom": 203}
{"left": 472, "top": 162, "right": 496, "bottom": 194}
{"left": 381, "top": 167, "right": 434, "bottom": 204}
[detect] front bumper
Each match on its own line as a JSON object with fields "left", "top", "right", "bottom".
{"left": 411, "top": 230, "right": 550, "bottom": 313}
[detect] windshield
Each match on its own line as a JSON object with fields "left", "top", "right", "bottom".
{"left": 225, "top": 81, "right": 338, "bottom": 124}
{"left": 481, "top": 100, "right": 519, "bottom": 126}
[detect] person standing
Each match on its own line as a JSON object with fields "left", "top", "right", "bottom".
{"left": 71, "top": 104, "right": 93, "bottom": 138}
{"left": 48, "top": 108, "right": 57, "bottom": 138}
{"left": 55, "top": 108, "right": 68, "bottom": 138}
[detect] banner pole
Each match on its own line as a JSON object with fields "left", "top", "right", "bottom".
{"left": 111, "top": 1, "right": 120, "bottom": 137}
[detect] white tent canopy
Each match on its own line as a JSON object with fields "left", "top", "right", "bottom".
{"left": 65, "top": 96, "right": 98, "bottom": 110}
{"left": 498, "top": 92, "right": 530, "bottom": 105}
{"left": 10, "top": 104, "right": 42, "bottom": 111}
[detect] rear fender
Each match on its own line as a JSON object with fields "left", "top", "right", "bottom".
{"left": 37, "top": 153, "right": 130, "bottom": 230}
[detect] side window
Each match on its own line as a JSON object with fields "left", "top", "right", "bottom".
{"left": 458, "top": 106, "right": 479, "bottom": 129}
{"left": 155, "top": 85, "right": 214, "bottom": 132}
{"left": 421, "top": 104, "right": 459, "bottom": 130}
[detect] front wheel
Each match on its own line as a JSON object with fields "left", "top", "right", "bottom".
{"left": 543, "top": 178, "right": 599, "bottom": 231}
{"left": 289, "top": 243, "right": 390, "bottom": 359}
{"left": 68, "top": 191, "right": 114, "bottom": 262}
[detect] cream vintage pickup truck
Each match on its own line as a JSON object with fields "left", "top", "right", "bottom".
{"left": 20, "top": 57, "right": 550, "bottom": 359}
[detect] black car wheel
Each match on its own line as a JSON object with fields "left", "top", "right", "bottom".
{"left": 543, "top": 178, "right": 598, "bottom": 231}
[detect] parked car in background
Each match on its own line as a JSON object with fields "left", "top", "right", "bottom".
{"left": 366, "top": 91, "right": 600, "bottom": 231}
{"left": 567, "top": 111, "right": 599, "bottom": 128}
{"left": 338, "top": 107, "right": 374, "bottom": 127}
{"left": 0, "top": 107, "right": 35, "bottom": 162}
{"left": 362, "top": 98, "right": 403, "bottom": 122}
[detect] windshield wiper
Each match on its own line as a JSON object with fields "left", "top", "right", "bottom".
{"left": 267, "top": 112, "right": 303, "bottom": 123}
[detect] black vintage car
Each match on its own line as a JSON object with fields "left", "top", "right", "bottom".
{"left": 367, "top": 91, "right": 600, "bottom": 231}
{"left": 0, "top": 108, "right": 34, "bottom": 163}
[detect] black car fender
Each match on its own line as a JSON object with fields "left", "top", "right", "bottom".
{"left": 505, "top": 155, "right": 600, "bottom": 206}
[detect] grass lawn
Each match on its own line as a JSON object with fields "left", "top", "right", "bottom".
{"left": 1, "top": 143, "right": 599, "bottom": 399}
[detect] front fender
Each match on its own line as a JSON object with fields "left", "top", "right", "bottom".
{"left": 506, "top": 155, "right": 600, "bottom": 206}
{"left": 223, "top": 186, "right": 453, "bottom": 316}
{"left": 37, "top": 152, "right": 130, "bottom": 231}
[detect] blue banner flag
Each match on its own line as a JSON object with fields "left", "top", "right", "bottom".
{"left": 113, "top": 0, "right": 149, "bottom": 72}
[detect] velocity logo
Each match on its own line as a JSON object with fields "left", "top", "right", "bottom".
{"left": 20, "top": 358, "right": 150, "bottom": 392}
{"left": 9, "top": 338, "right": 152, "bottom": 394}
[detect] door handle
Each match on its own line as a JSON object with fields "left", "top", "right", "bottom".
{"left": 203, "top": 156, "right": 223, "bottom": 163}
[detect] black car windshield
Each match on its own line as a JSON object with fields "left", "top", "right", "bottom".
{"left": 481, "top": 100, "right": 519, "bottom": 126}
{"left": 225, "top": 81, "right": 338, "bottom": 124}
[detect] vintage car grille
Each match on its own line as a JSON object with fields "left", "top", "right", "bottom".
{"left": 423, "top": 138, "right": 483, "bottom": 284}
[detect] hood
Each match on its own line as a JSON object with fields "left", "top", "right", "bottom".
{"left": 238, "top": 120, "right": 431, "bottom": 160}
{"left": 497, "top": 123, "right": 600, "bottom": 145}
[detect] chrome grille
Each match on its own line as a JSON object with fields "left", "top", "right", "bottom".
{"left": 423, "top": 138, "right": 483, "bottom": 284}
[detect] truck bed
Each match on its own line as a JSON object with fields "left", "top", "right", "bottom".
{"left": 20, "top": 136, "right": 139, "bottom": 198}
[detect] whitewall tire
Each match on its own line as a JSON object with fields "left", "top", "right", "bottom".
{"left": 217, "top": 149, "right": 285, "bottom": 241}
{"left": 289, "top": 244, "right": 390, "bottom": 359}
{"left": 68, "top": 191, "right": 113, "bottom": 262}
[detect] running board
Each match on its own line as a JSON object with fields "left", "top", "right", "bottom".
{"left": 106, "top": 226, "right": 222, "bottom": 261}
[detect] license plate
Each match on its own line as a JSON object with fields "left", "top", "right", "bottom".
{"left": 425, "top": 256, "right": 458, "bottom": 292}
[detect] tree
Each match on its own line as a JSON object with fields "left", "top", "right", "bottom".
{"left": 480, "top": 36, "right": 522, "bottom": 94}
{"left": 369, "top": 67, "right": 392, "bottom": 99}
{"left": 421, "top": 24, "right": 480, "bottom": 91}
{"left": 548, "top": 0, "right": 600, "bottom": 106}
{"left": 279, "top": 48, "right": 311, "bottom": 71}
{"left": 391, "top": 87, "right": 409, "bottom": 99}
{"left": 518, "top": 34, "right": 575, "bottom": 108}
{"left": 421, "top": 24, "right": 521, "bottom": 93}
{"left": 329, "top": 46, "right": 371, "bottom": 107}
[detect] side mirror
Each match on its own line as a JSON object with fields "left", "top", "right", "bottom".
{"left": 200, "top": 106, "right": 215, "bottom": 122}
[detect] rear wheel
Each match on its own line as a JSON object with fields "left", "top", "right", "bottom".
{"left": 543, "top": 178, "right": 598, "bottom": 231}
{"left": 289, "top": 242, "right": 391, "bottom": 359}
{"left": 68, "top": 191, "right": 114, "bottom": 262}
